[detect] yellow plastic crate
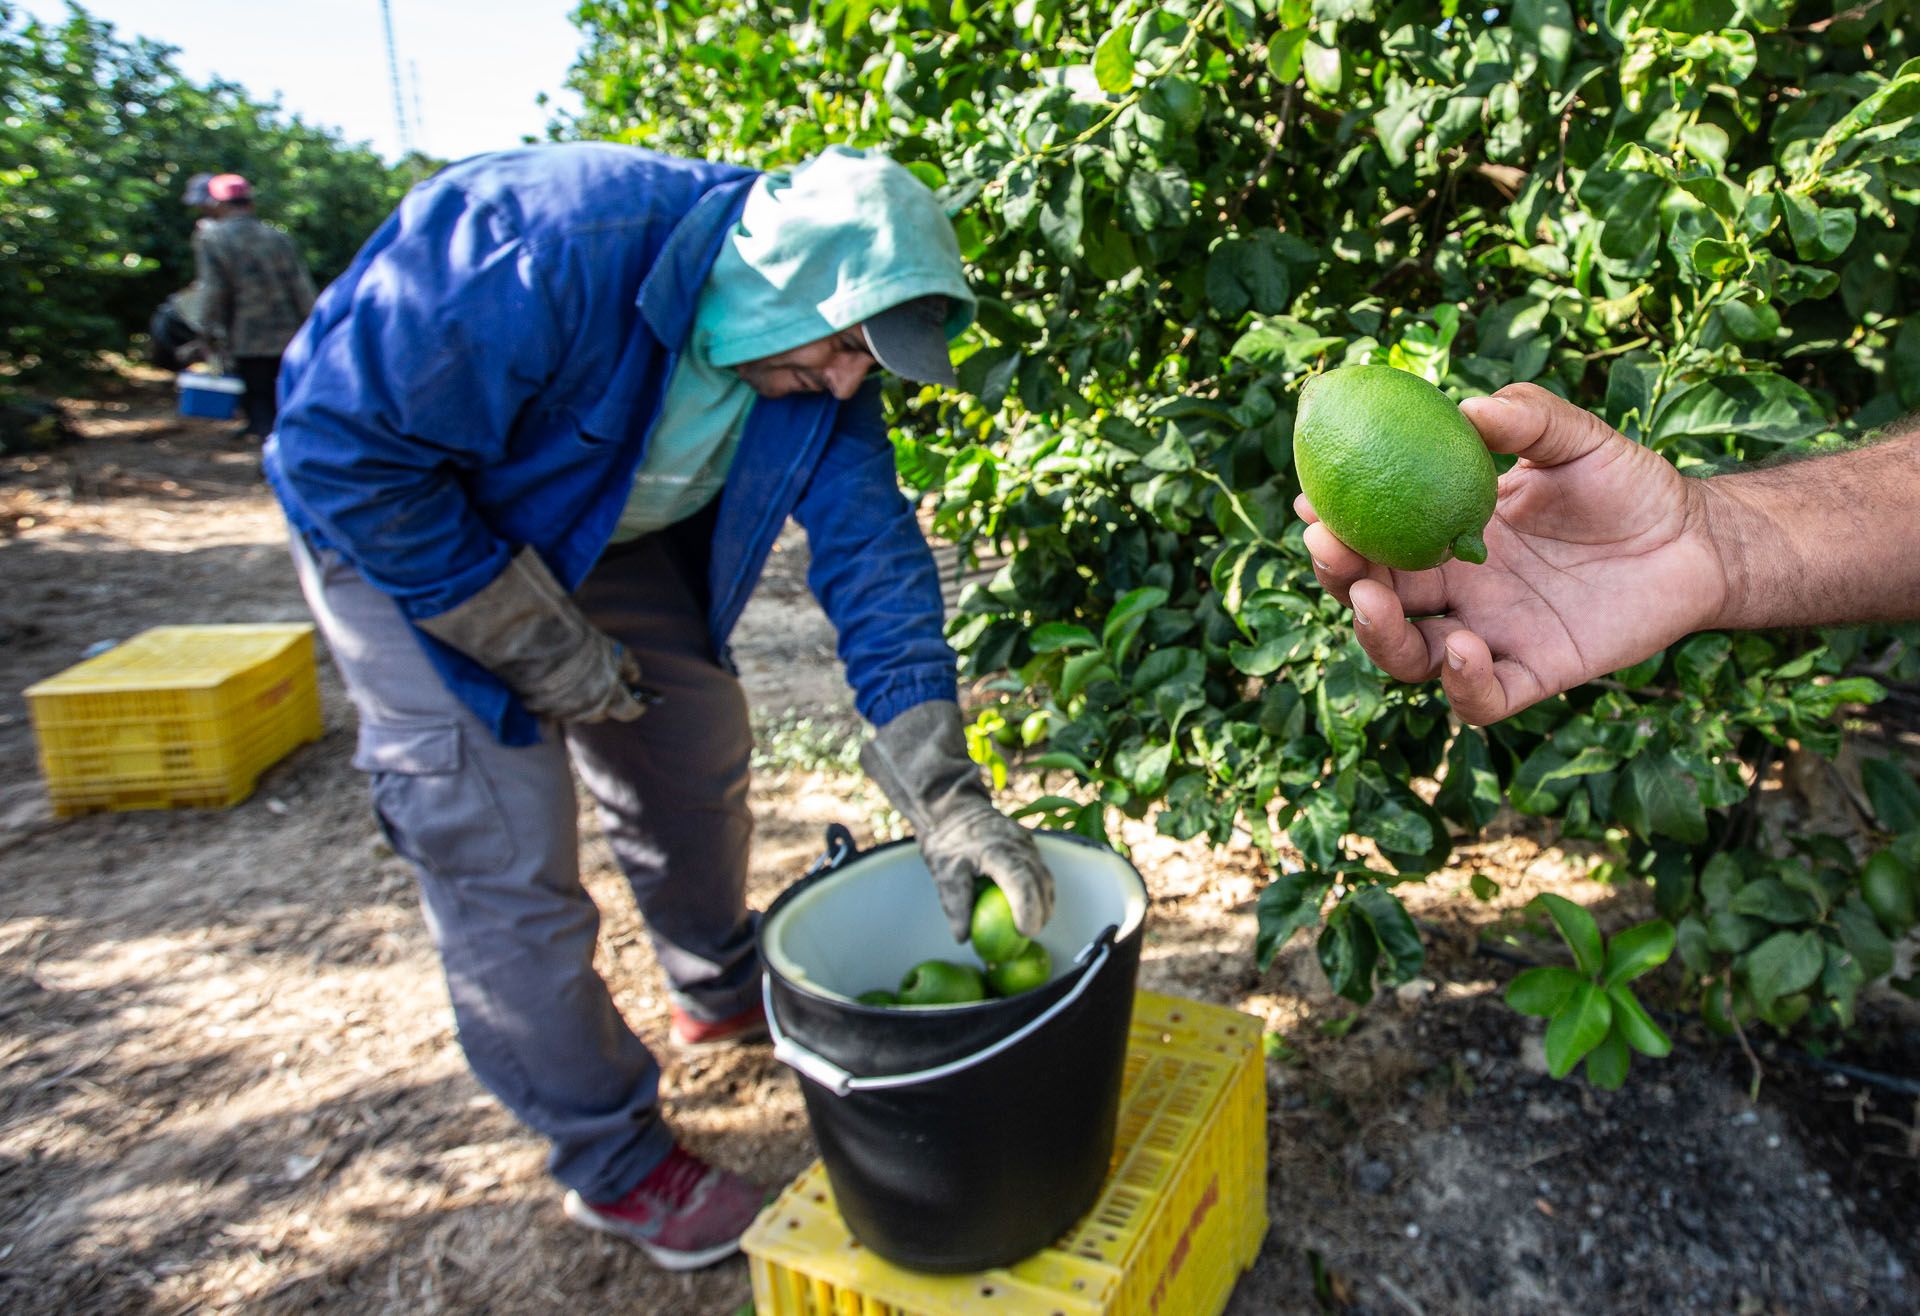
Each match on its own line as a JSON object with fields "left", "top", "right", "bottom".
{"left": 25, "top": 624, "right": 324, "bottom": 816}
{"left": 744, "top": 991, "right": 1268, "bottom": 1316}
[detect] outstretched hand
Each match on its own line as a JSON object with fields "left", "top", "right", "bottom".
{"left": 1298, "top": 383, "right": 1728, "bottom": 724}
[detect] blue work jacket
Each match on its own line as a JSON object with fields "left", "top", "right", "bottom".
{"left": 263, "top": 144, "right": 956, "bottom": 746}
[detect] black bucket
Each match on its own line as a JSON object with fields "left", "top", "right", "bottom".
{"left": 760, "top": 826, "right": 1149, "bottom": 1273}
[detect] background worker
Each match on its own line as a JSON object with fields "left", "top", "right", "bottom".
{"left": 264, "top": 143, "right": 1053, "bottom": 1271}
{"left": 184, "top": 171, "right": 315, "bottom": 438}
{"left": 1300, "top": 383, "right": 1920, "bottom": 722}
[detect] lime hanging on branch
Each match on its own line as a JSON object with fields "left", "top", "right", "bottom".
{"left": 1293, "top": 365, "right": 1498, "bottom": 572}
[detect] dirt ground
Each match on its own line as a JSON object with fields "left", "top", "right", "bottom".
{"left": 2, "top": 371, "right": 1916, "bottom": 1315}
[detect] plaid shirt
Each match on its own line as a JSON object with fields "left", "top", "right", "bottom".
{"left": 193, "top": 214, "right": 316, "bottom": 358}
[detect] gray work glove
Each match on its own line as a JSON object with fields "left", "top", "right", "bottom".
{"left": 416, "top": 545, "right": 648, "bottom": 724}
{"left": 861, "top": 699, "right": 1056, "bottom": 942}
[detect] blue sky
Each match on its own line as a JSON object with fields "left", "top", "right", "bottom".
{"left": 19, "top": 0, "right": 587, "bottom": 162}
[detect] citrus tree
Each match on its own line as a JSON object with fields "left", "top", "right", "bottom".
{"left": 566, "top": 0, "right": 1920, "bottom": 1084}
{"left": 0, "top": 1, "right": 433, "bottom": 385}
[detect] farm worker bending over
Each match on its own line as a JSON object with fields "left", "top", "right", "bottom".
{"left": 181, "top": 171, "right": 316, "bottom": 439}
{"left": 264, "top": 144, "right": 1054, "bottom": 1270}
{"left": 1299, "top": 384, "right": 1920, "bottom": 723}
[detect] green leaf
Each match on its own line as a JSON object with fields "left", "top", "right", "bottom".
{"left": 1720, "top": 298, "right": 1781, "bottom": 342}
{"left": 1708, "top": 910, "right": 1768, "bottom": 953}
{"left": 1027, "top": 750, "right": 1097, "bottom": 778}
{"left": 1355, "top": 790, "right": 1433, "bottom": 857}
{"left": 957, "top": 345, "right": 1021, "bottom": 410}
{"left": 1267, "top": 28, "right": 1307, "bottom": 82}
{"left": 1680, "top": 121, "right": 1731, "bottom": 170}
{"left": 1584, "top": 1025, "right": 1632, "bottom": 1090}
{"left": 1833, "top": 895, "right": 1895, "bottom": 982}
{"left": 1647, "top": 845, "right": 1695, "bottom": 921}
{"left": 1506, "top": 965, "right": 1585, "bottom": 1017}
{"left": 1777, "top": 191, "right": 1858, "bottom": 261}
{"left": 1230, "top": 629, "right": 1308, "bottom": 675}
{"left": 1613, "top": 751, "right": 1709, "bottom": 845}
{"left": 1602, "top": 920, "right": 1675, "bottom": 987}
{"left": 1039, "top": 168, "right": 1086, "bottom": 263}
{"left": 1290, "top": 786, "right": 1349, "bottom": 870}
{"left": 1822, "top": 938, "right": 1868, "bottom": 1028}
{"left": 1317, "top": 909, "right": 1379, "bottom": 1004}
{"left": 1435, "top": 727, "right": 1502, "bottom": 830}
{"left": 1861, "top": 758, "right": 1920, "bottom": 833}
{"left": 1513, "top": 0, "right": 1574, "bottom": 86}
{"left": 1641, "top": 0, "right": 1736, "bottom": 33}
{"left": 1470, "top": 872, "right": 1501, "bottom": 901}
{"left": 1348, "top": 885, "right": 1424, "bottom": 984}
{"left": 1650, "top": 374, "right": 1827, "bottom": 452}
{"left": 1675, "top": 915, "right": 1712, "bottom": 974}
{"left": 1101, "top": 586, "right": 1169, "bottom": 653}
{"left": 1607, "top": 985, "right": 1673, "bottom": 1057}
{"left": 1690, "top": 236, "right": 1748, "bottom": 279}
{"left": 1030, "top": 622, "right": 1098, "bottom": 653}
{"left": 1699, "top": 852, "right": 1746, "bottom": 910}
{"left": 1059, "top": 650, "right": 1118, "bottom": 698}
{"left": 1536, "top": 893, "right": 1604, "bottom": 977}
{"left": 1094, "top": 21, "right": 1136, "bottom": 94}
{"left": 1302, "top": 41, "right": 1341, "bottom": 96}
{"left": 1674, "top": 633, "right": 1732, "bottom": 697}
{"left": 1000, "top": 161, "right": 1043, "bottom": 230}
{"left": 1122, "top": 739, "right": 1174, "bottom": 795}
{"left": 1535, "top": 745, "right": 1622, "bottom": 787}
{"left": 1010, "top": 793, "right": 1092, "bottom": 821}
{"left": 1206, "top": 237, "right": 1291, "bottom": 319}
{"left": 1544, "top": 982, "right": 1614, "bottom": 1079}
{"left": 1743, "top": 929, "right": 1825, "bottom": 1008}
{"left": 1256, "top": 868, "right": 1332, "bottom": 968}
{"left": 1726, "top": 878, "right": 1820, "bottom": 925}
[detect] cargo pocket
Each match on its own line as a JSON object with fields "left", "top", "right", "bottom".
{"left": 355, "top": 722, "right": 515, "bottom": 878}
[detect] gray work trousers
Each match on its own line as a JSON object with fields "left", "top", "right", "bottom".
{"left": 289, "top": 527, "right": 759, "bottom": 1202}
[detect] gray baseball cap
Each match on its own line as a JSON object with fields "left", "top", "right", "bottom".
{"left": 181, "top": 172, "right": 215, "bottom": 206}
{"left": 861, "top": 295, "right": 957, "bottom": 387}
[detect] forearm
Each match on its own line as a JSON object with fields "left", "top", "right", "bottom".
{"left": 1702, "top": 424, "right": 1920, "bottom": 630}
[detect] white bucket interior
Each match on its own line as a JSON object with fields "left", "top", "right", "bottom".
{"left": 763, "top": 834, "right": 1148, "bottom": 1003}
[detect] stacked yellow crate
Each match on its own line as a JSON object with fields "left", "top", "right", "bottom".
{"left": 744, "top": 991, "right": 1269, "bottom": 1316}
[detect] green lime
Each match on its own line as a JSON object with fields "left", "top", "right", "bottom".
{"left": 970, "top": 884, "right": 1031, "bottom": 966}
{"left": 898, "top": 959, "right": 987, "bottom": 1006}
{"left": 1860, "top": 849, "right": 1916, "bottom": 933}
{"left": 1292, "top": 364, "right": 1498, "bottom": 572}
{"left": 856, "top": 989, "right": 898, "bottom": 1007}
{"left": 986, "top": 942, "right": 1053, "bottom": 997}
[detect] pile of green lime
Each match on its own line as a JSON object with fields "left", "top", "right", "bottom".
{"left": 1292, "top": 363, "right": 1498, "bottom": 572}
{"left": 855, "top": 883, "right": 1054, "bottom": 1007}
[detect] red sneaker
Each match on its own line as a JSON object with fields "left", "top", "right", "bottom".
{"left": 562, "top": 1146, "right": 765, "bottom": 1270}
{"left": 669, "top": 998, "right": 769, "bottom": 1050}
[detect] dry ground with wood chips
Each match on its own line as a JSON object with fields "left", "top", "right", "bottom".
{"left": 2, "top": 370, "right": 1916, "bottom": 1314}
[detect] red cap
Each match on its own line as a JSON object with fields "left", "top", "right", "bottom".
{"left": 207, "top": 174, "right": 252, "bottom": 202}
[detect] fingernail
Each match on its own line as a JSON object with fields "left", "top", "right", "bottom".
{"left": 1353, "top": 606, "right": 1371, "bottom": 629}
{"left": 1446, "top": 647, "right": 1465, "bottom": 670}
{"left": 1312, "top": 558, "right": 1330, "bottom": 573}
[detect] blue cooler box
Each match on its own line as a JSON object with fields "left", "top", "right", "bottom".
{"left": 177, "top": 373, "right": 245, "bottom": 420}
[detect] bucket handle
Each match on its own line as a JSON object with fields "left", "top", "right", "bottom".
{"left": 804, "top": 823, "right": 859, "bottom": 879}
{"left": 765, "top": 933, "right": 1116, "bottom": 1099}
